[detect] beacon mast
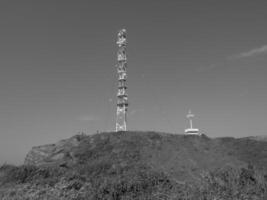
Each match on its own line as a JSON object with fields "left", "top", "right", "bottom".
{"left": 116, "top": 29, "right": 128, "bottom": 132}
{"left": 185, "top": 110, "right": 200, "bottom": 135}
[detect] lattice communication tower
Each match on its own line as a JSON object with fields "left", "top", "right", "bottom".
{"left": 116, "top": 29, "right": 128, "bottom": 132}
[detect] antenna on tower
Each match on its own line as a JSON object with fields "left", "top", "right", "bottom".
{"left": 116, "top": 29, "right": 128, "bottom": 132}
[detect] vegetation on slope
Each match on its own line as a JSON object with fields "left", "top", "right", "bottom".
{"left": 1, "top": 131, "right": 267, "bottom": 199}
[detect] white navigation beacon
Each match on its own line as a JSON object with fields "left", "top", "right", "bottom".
{"left": 185, "top": 110, "right": 200, "bottom": 135}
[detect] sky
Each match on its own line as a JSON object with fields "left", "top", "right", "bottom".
{"left": 0, "top": 0, "right": 267, "bottom": 164}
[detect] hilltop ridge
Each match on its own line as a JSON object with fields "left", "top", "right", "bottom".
{"left": 1, "top": 131, "right": 267, "bottom": 199}
{"left": 25, "top": 131, "right": 267, "bottom": 181}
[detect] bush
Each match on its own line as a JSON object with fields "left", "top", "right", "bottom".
{"left": 198, "top": 165, "right": 267, "bottom": 200}
{"left": 0, "top": 164, "right": 67, "bottom": 186}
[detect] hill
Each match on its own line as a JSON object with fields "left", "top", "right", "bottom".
{"left": 1, "top": 131, "right": 267, "bottom": 199}
{"left": 245, "top": 136, "right": 267, "bottom": 142}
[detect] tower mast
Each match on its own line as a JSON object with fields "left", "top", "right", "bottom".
{"left": 116, "top": 29, "right": 128, "bottom": 132}
{"left": 187, "top": 110, "right": 194, "bottom": 129}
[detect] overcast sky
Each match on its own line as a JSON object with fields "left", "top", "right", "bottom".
{"left": 0, "top": 0, "right": 267, "bottom": 164}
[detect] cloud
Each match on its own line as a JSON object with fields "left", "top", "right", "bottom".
{"left": 195, "top": 64, "right": 218, "bottom": 72}
{"left": 77, "top": 115, "right": 99, "bottom": 122}
{"left": 129, "top": 109, "right": 137, "bottom": 115}
{"left": 129, "top": 109, "right": 144, "bottom": 116}
{"left": 230, "top": 45, "right": 267, "bottom": 59}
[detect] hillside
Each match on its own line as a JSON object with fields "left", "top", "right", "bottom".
{"left": 245, "top": 136, "right": 267, "bottom": 142}
{"left": 1, "top": 131, "right": 267, "bottom": 199}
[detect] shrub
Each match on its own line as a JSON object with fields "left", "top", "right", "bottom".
{"left": 0, "top": 164, "right": 67, "bottom": 186}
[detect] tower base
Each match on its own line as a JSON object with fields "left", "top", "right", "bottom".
{"left": 185, "top": 128, "right": 201, "bottom": 135}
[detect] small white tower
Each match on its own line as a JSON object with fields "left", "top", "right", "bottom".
{"left": 185, "top": 110, "right": 200, "bottom": 135}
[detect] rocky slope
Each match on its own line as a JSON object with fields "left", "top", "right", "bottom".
{"left": 24, "top": 134, "right": 84, "bottom": 166}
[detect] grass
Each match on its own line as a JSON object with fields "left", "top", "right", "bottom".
{"left": 1, "top": 131, "right": 267, "bottom": 199}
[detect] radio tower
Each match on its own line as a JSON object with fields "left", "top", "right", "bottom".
{"left": 116, "top": 29, "right": 128, "bottom": 132}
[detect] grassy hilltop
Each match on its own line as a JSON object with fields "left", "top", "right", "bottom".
{"left": 1, "top": 131, "right": 267, "bottom": 199}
